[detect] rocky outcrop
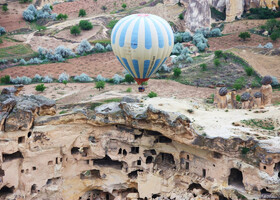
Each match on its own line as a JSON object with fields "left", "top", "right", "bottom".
{"left": 0, "top": 87, "right": 280, "bottom": 200}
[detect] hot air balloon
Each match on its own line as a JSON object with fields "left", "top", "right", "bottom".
{"left": 111, "top": 14, "right": 174, "bottom": 92}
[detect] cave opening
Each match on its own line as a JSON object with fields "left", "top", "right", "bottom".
{"left": 80, "top": 169, "right": 101, "bottom": 179}
{"left": 186, "top": 162, "right": 189, "bottom": 170}
{"left": 31, "top": 184, "right": 37, "bottom": 194}
{"left": 0, "top": 168, "right": 4, "bottom": 176}
{"left": 71, "top": 147, "right": 80, "bottom": 155}
{"left": 152, "top": 194, "right": 160, "bottom": 199}
{"left": 128, "top": 170, "right": 143, "bottom": 179}
{"left": 131, "top": 147, "right": 139, "bottom": 154}
{"left": 134, "top": 134, "right": 143, "bottom": 140}
{"left": 213, "top": 151, "right": 222, "bottom": 159}
{"left": 158, "top": 136, "right": 172, "bottom": 143}
{"left": 28, "top": 132, "right": 32, "bottom": 138}
{"left": 213, "top": 192, "right": 231, "bottom": 200}
{"left": 123, "top": 149, "right": 127, "bottom": 156}
{"left": 18, "top": 136, "right": 25, "bottom": 144}
{"left": 0, "top": 186, "right": 14, "bottom": 196}
{"left": 145, "top": 130, "right": 162, "bottom": 136}
{"left": 155, "top": 153, "right": 176, "bottom": 170}
{"left": 88, "top": 136, "right": 95, "bottom": 143}
{"left": 118, "top": 148, "right": 122, "bottom": 154}
{"left": 188, "top": 183, "right": 208, "bottom": 196}
{"left": 79, "top": 189, "right": 114, "bottom": 200}
{"left": 274, "top": 162, "right": 280, "bottom": 178}
{"left": 93, "top": 155, "right": 123, "bottom": 169}
{"left": 146, "top": 156, "right": 153, "bottom": 164}
{"left": 203, "top": 169, "right": 206, "bottom": 177}
{"left": 260, "top": 188, "right": 271, "bottom": 194}
{"left": 2, "top": 151, "right": 23, "bottom": 162}
{"left": 228, "top": 168, "right": 244, "bottom": 189}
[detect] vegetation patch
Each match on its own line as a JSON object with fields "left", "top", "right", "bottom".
{"left": 0, "top": 44, "right": 35, "bottom": 60}
{"left": 241, "top": 118, "right": 275, "bottom": 130}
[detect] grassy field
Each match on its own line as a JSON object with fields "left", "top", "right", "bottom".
{"left": 0, "top": 44, "right": 36, "bottom": 60}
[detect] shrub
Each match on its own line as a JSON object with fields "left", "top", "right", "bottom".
{"left": 96, "top": 74, "right": 107, "bottom": 82}
{"left": 236, "top": 94, "right": 241, "bottom": 102}
{"left": 270, "top": 31, "right": 280, "bottom": 41}
{"left": 214, "top": 58, "right": 220, "bottom": 67}
{"left": 23, "top": 5, "right": 37, "bottom": 21}
{"left": 186, "top": 57, "right": 193, "bottom": 63}
{"left": 93, "top": 43, "right": 105, "bottom": 52}
{"left": 105, "top": 44, "right": 112, "bottom": 51}
{"left": 200, "top": 63, "right": 207, "bottom": 71}
{"left": 124, "top": 74, "right": 135, "bottom": 83}
{"left": 264, "top": 42, "right": 273, "bottom": 49}
{"left": 193, "top": 33, "right": 208, "bottom": 51}
{"left": 0, "top": 26, "right": 6, "bottom": 36}
{"left": 74, "top": 73, "right": 93, "bottom": 82}
{"left": 210, "top": 28, "right": 221, "bottom": 37}
{"left": 0, "top": 59, "right": 7, "bottom": 64}
{"left": 173, "top": 67, "right": 181, "bottom": 77}
{"left": 157, "top": 64, "right": 171, "bottom": 73}
{"left": 58, "top": 72, "right": 69, "bottom": 82}
{"left": 178, "top": 13, "right": 184, "bottom": 20}
{"left": 19, "top": 58, "right": 27, "bottom": 65}
{"left": 233, "top": 77, "right": 246, "bottom": 90}
{"left": 2, "top": 4, "right": 8, "bottom": 12}
{"left": 62, "top": 80, "right": 67, "bottom": 85}
{"left": 112, "top": 74, "right": 124, "bottom": 84}
{"left": 126, "top": 87, "right": 132, "bottom": 92}
{"left": 0, "top": 38, "right": 2, "bottom": 44}
{"left": 214, "top": 50, "right": 223, "bottom": 58}
{"left": 79, "top": 20, "right": 93, "bottom": 30}
{"left": 245, "top": 67, "right": 253, "bottom": 76}
{"left": 42, "top": 75, "right": 53, "bottom": 83}
{"left": 55, "top": 46, "right": 76, "bottom": 58}
{"left": 13, "top": 59, "right": 18, "bottom": 63}
{"left": 107, "top": 20, "right": 118, "bottom": 29}
{"left": 27, "top": 58, "right": 43, "bottom": 64}
{"left": 33, "top": 74, "right": 42, "bottom": 82}
{"left": 271, "top": 76, "right": 279, "bottom": 87}
{"left": 171, "top": 57, "right": 178, "bottom": 64}
{"left": 35, "top": 84, "right": 46, "bottom": 92}
{"left": 95, "top": 81, "right": 105, "bottom": 90}
{"left": 78, "top": 9, "right": 86, "bottom": 17}
{"left": 239, "top": 32, "right": 251, "bottom": 41}
{"left": 11, "top": 76, "right": 32, "bottom": 84}
{"left": 171, "top": 43, "right": 184, "bottom": 55}
{"left": 1, "top": 75, "right": 10, "bottom": 84}
{"left": 148, "top": 91, "right": 157, "bottom": 98}
{"left": 76, "top": 39, "right": 92, "bottom": 54}
{"left": 122, "top": 3, "right": 127, "bottom": 9}
{"left": 101, "top": 5, "right": 107, "bottom": 12}
{"left": 70, "top": 25, "right": 81, "bottom": 36}
{"left": 57, "top": 13, "right": 68, "bottom": 20}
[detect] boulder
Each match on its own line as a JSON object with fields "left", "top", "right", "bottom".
{"left": 261, "top": 76, "right": 272, "bottom": 85}
{"left": 219, "top": 87, "right": 228, "bottom": 96}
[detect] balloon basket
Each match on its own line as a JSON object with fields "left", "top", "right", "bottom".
{"left": 138, "top": 86, "right": 145, "bottom": 92}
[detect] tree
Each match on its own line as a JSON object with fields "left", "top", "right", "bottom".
{"left": 270, "top": 31, "right": 280, "bottom": 41}
{"left": 178, "top": 13, "right": 184, "bottom": 20}
{"left": 78, "top": 9, "right": 86, "bottom": 17}
{"left": 101, "top": 5, "right": 107, "bottom": 12}
{"left": 70, "top": 26, "right": 81, "bottom": 36}
{"left": 239, "top": 32, "right": 251, "bottom": 41}
{"left": 173, "top": 67, "right": 181, "bottom": 77}
{"left": 122, "top": 3, "right": 127, "bottom": 9}
{"left": 265, "top": 19, "right": 280, "bottom": 35}
{"left": 214, "top": 58, "right": 220, "bottom": 68}
{"left": 79, "top": 20, "right": 93, "bottom": 30}
{"left": 57, "top": 13, "right": 68, "bottom": 20}
{"left": 2, "top": 4, "right": 8, "bottom": 12}
{"left": 1, "top": 75, "right": 10, "bottom": 84}
{"left": 95, "top": 81, "right": 105, "bottom": 91}
{"left": 214, "top": 50, "right": 223, "bottom": 58}
{"left": 124, "top": 74, "right": 135, "bottom": 83}
{"left": 35, "top": 84, "right": 46, "bottom": 92}
{"left": 200, "top": 63, "right": 207, "bottom": 71}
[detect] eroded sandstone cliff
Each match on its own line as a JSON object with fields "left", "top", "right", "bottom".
{"left": 0, "top": 86, "right": 280, "bottom": 200}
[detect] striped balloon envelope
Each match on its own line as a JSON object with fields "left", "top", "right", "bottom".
{"left": 111, "top": 14, "right": 174, "bottom": 85}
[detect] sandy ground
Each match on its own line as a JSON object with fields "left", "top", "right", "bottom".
{"left": 208, "top": 33, "right": 280, "bottom": 51}
{"left": 0, "top": 2, "right": 29, "bottom": 32}
{"left": 0, "top": 52, "right": 123, "bottom": 78}
{"left": 231, "top": 47, "right": 280, "bottom": 80}
{"left": 0, "top": 39, "right": 21, "bottom": 48}
{"left": 0, "top": 79, "right": 215, "bottom": 105}
{"left": 222, "top": 19, "right": 268, "bottom": 34}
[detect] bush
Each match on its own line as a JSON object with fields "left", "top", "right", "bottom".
{"left": 122, "top": 3, "right": 127, "bottom": 9}
{"left": 200, "top": 63, "right": 207, "bottom": 71}
{"left": 79, "top": 9, "right": 86, "bottom": 17}
{"left": 148, "top": 91, "right": 157, "bottom": 98}
{"left": 214, "top": 50, "right": 223, "bottom": 58}
{"left": 214, "top": 58, "right": 220, "bottom": 67}
{"left": 74, "top": 73, "right": 93, "bottom": 82}
{"left": 126, "top": 87, "right": 132, "bottom": 92}
{"left": 2, "top": 4, "right": 8, "bottom": 12}
{"left": 1, "top": 75, "right": 10, "bottom": 84}
{"left": 93, "top": 43, "right": 105, "bottom": 52}
{"left": 95, "top": 81, "right": 105, "bottom": 90}
{"left": 33, "top": 74, "right": 42, "bottom": 82}
{"left": 193, "top": 33, "right": 208, "bottom": 51}
{"left": 0, "top": 59, "right": 7, "bottom": 64}
{"left": 27, "top": 58, "right": 43, "bottom": 64}
{"left": 76, "top": 39, "right": 92, "bottom": 54}
{"left": 70, "top": 25, "right": 81, "bottom": 36}
{"left": 0, "top": 38, "right": 2, "bottom": 44}
{"left": 157, "top": 64, "right": 171, "bottom": 73}
{"left": 57, "top": 13, "right": 68, "bottom": 20}
{"left": 233, "top": 77, "right": 246, "bottom": 90}
{"left": 173, "top": 67, "right": 181, "bottom": 77}
{"left": 271, "top": 76, "right": 279, "bottom": 87}
{"left": 186, "top": 57, "right": 193, "bottom": 63}
{"left": 210, "top": 28, "right": 221, "bottom": 37}
{"left": 35, "top": 84, "right": 46, "bottom": 92}
{"left": 171, "top": 43, "right": 184, "bottom": 55}
{"left": 105, "top": 44, "right": 112, "bottom": 51}
{"left": 270, "top": 31, "right": 280, "bottom": 41}
{"left": 101, "top": 5, "right": 107, "bottom": 12}
{"left": 239, "top": 32, "right": 251, "bottom": 41}
{"left": 58, "top": 72, "right": 69, "bottom": 82}
{"left": 0, "top": 26, "right": 6, "bottom": 36}
{"left": 178, "top": 13, "right": 184, "bottom": 20}
{"left": 19, "top": 58, "right": 27, "bottom": 65}
{"left": 124, "top": 74, "right": 135, "bottom": 83}
{"left": 62, "top": 80, "right": 67, "bottom": 85}
{"left": 11, "top": 76, "right": 32, "bottom": 84}
{"left": 245, "top": 67, "right": 253, "bottom": 76}
{"left": 42, "top": 75, "right": 53, "bottom": 83}
{"left": 23, "top": 4, "right": 37, "bottom": 21}
{"left": 55, "top": 46, "right": 76, "bottom": 58}
{"left": 236, "top": 94, "right": 241, "bottom": 102}
{"left": 79, "top": 20, "right": 93, "bottom": 30}
{"left": 112, "top": 74, "right": 124, "bottom": 84}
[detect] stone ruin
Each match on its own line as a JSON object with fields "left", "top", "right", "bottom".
{"left": 0, "top": 86, "right": 280, "bottom": 200}
{"left": 215, "top": 76, "right": 273, "bottom": 109}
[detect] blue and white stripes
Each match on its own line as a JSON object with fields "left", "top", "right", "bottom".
{"left": 111, "top": 14, "right": 174, "bottom": 79}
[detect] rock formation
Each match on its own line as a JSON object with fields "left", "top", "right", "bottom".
{"left": 0, "top": 86, "right": 280, "bottom": 200}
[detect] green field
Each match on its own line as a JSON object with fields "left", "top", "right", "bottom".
{"left": 0, "top": 44, "right": 35, "bottom": 60}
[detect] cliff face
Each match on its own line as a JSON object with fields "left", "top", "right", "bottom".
{"left": 164, "top": 0, "right": 279, "bottom": 31}
{"left": 0, "top": 86, "right": 280, "bottom": 200}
